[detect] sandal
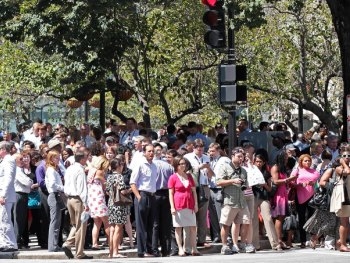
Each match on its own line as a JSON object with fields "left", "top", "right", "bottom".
{"left": 279, "top": 242, "right": 290, "bottom": 250}
{"left": 310, "top": 239, "right": 316, "bottom": 250}
{"left": 113, "top": 254, "right": 127, "bottom": 258}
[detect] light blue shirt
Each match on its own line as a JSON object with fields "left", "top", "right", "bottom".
{"left": 130, "top": 156, "right": 157, "bottom": 193}
{"left": 153, "top": 160, "right": 174, "bottom": 190}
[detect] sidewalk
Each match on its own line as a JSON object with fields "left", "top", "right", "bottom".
{"left": 1, "top": 235, "right": 225, "bottom": 259}
{"left": 0, "top": 235, "right": 272, "bottom": 259}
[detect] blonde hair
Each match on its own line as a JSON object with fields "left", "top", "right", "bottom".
{"left": 46, "top": 150, "right": 60, "bottom": 169}
{"left": 90, "top": 155, "right": 109, "bottom": 171}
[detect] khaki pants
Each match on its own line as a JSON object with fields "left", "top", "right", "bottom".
{"left": 252, "top": 196, "right": 278, "bottom": 249}
{"left": 64, "top": 196, "right": 87, "bottom": 258}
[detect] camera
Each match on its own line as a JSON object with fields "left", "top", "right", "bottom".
{"left": 240, "top": 179, "right": 247, "bottom": 191}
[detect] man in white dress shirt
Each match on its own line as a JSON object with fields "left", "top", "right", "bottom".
{"left": 62, "top": 150, "right": 92, "bottom": 259}
{"left": 184, "top": 139, "right": 214, "bottom": 248}
{"left": 0, "top": 141, "right": 18, "bottom": 252}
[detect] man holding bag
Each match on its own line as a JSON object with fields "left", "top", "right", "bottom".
{"left": 62, "top": 150, "right": 92, "bottom": 259}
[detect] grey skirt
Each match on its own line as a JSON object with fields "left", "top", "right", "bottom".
{"left": 172, "top": 208, "right": 196, "bottom": 227}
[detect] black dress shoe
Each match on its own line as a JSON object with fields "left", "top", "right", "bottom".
{"left": 62, "top": 246, "right": 74, "bottom": 259}
{"left": 170, "top": 250, "right": 179, "bottom": 256}
{"left": 152, "top": 251, "right": 161, "bottom": 257}
{"left": 212, "top": 237, "right": 221, "bottom": 243}
{"left": 0, "top": 247, "right": 18, "bottom": 252}
{"left": 79, "top": 255, "right": 93, "bottom": 259}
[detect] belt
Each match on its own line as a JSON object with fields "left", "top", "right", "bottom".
{"left": 210, "top": 187, "right": 222, "bottom": 191}
{"left": 16, "top": 192, "right": 29, "bottom": 195}
{"left": 155, "top": 189, "right": 169, "bottom": 195}
{"left": 156, "top": 189, "right": 168, "bottom": 193}
{"left": 139, "top": 191, "right": 155, "bottom": 196}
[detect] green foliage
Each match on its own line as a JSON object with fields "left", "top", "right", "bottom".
{"left": 237, "top": 0, "right": 341, "bottom": 129}
{"left": 0, "top": 39, "right": 70, "bottom": 107}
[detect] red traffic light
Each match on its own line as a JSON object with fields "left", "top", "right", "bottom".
{"left": 203, "top": 10, "right": 219, "bottom": 26}
{"left": 201, "top": 0, "right": 217, "bottom": 6}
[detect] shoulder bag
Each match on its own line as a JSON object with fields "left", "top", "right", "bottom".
{"left": 114, "top": 184, "right": 133, "bottom": 206}
{"left": 308, "top": 186, "right": 331, "bottom": 211}
{"left": 28, "top": 190, "right": 41, "bottom": 209}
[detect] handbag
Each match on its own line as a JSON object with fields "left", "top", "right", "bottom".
{"left": 28, "top": 190, "right": 41, "bottom": 209}
{"left": 56, "top": 192, "right": 67, "bottom": 210}
{"left": 216, "top": 189, "right": 224, "bottom": 203}
{"left": 197, "top": 185, "right": 209, "bottom": 204}
{"left": 287, "top": 186, "right": 296, "bottom": 201}
{"left": 283, "top": 202, "right": 298, "bottom": 231}
{"left": 196, "top": 172, "right": 208, "bottom": 206}
{"left": 308, "top": 187, "right": 330, "bottom": 211}
{"left": 283, "top": 214, "right": 298, "bottom": 231}
{"left": 114, "top": 185, "right": 133, "bottom": 206}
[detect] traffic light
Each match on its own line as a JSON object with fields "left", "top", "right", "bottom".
{"left": 202, "top": 0, "right": 226, "bottom": 49}
{"left": 218, "top": 63, "right": 247, "bottom": 104}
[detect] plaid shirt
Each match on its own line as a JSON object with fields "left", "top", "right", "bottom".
{"left": 216, "top": 162, "right": 247, "bottom": 208}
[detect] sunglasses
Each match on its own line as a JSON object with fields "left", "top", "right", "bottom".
{"left": 342, "top": 154, "right": 350, "bottom": 158}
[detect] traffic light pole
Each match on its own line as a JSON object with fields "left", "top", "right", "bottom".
{"left": 227, "top": 2, "right": 237, "bottom": 152}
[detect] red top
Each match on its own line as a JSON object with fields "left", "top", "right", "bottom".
{"left": 168, "top": 173, "right": 196, "bottom": 210}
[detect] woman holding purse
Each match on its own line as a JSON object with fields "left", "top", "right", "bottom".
{"left": 106, "top": 158, "right": 130, "bottom": 258}
{"left": 329, "top": 152, "right": 350, "bottom": 252}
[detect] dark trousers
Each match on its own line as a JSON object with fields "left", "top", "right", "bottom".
{"left": 208, "top": 188, "right": 221, "bottom": 241}
{"left": 134, "top": 191, "right": 156, "bottom": 256}
{"left": 27, "top": 208, "right": 43, "bottom": 246}
{"left": 296, "top": 196, "right": 315, "bottom": 243}
{"left": 170, "top": 227, "right": 178, "bottom": 253}
{"left": 39, "top": 189, "right": 50, "bottom": 248}
{"left": 152, "top": 190, "right": 172, "bottom": 256}
{"left": 13, "top": 192, "right": 29, "bottom": 246}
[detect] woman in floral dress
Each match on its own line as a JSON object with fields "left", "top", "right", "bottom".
{"left": 106, "top": 158, "right": 129, "bottom": 258}
{"left": 87, "top": 156, "right": 110, "bottom": 250}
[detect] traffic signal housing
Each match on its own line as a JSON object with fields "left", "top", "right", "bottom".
{"left": 219, "top": 63, "right": 247, "bottom": 105}
{"left": 202, "top": 0, "right": 226, "bottom": 49}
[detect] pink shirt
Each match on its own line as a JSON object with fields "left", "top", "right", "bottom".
{"left": 168, "top": 173, "right": 195, "bottom": 210}
{"left": 291, "top": 167, "right": 320, "bottom": 204}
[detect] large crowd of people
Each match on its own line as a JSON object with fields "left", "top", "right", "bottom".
{"left": 0, "top": 117, "right": 349, "bottom": 259}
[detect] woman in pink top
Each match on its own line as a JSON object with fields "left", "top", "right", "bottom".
{"left": 168, "top": 156, "right": 200, "bottom": 256}
{"left": 290, "top": 154, "right": 320, "bottom": 248}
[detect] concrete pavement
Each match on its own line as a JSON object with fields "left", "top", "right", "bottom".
{"left": 1, "top": 235, "right": 349, "bottom": 260}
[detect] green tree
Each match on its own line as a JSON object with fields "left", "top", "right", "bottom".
{"left": 0, "top": 39, "right": 70, "bottom": 124}
{"left": 238, "top": 0, "right": 342, "bottom": 132}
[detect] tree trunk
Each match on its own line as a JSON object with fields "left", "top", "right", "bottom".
{"left": 326, "top": 0, "right": 350, "bottom": 141}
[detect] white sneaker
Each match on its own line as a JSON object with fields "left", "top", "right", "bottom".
{"left": 231, "top": 244, "right": 240, "bottom": 254}
{"left": 245, "top": 244, "right": 256, "bottom": 253}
